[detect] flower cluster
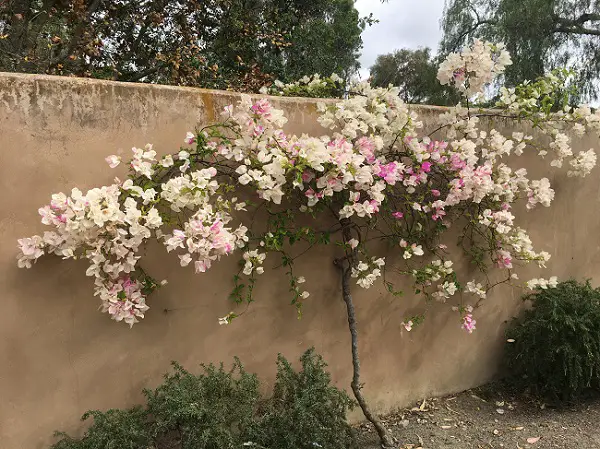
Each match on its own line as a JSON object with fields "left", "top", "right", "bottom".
{"left": 451, "top": 305, "right": 477, "bottom": 333}
{"left": 261, "top": 73, "right": 345, "bottom": 98}
{"left": 242, "top": 250, "right": 266, "bottom": 276}
{"left": 433, "top": 281, "right": 458, "bottom": 302}
{"left": 98, "top": 277, "right": 150, "bottom": 326}
{"left": 437, "top": 40, "right": 512, "bottom": 97}
{"left": 401, "top": 240, "right": 425, "bottom": 260}
{"left": 496, "top": 71, "right": 600, "bottom": 177}
{"left": 526, "top": 276, "right": 559, "bottom": 290}
{"left": 408, "top": 259, "right": 458, "bottom": 302}
{"left": 411, "top": 259, "right": 454, "bottom": 284}
{"left": 461, "top": 310, "right": 477, "bottom": 334}
{"left": 351, "top": 257, "right": 385, "bottom": 289}
{"left": 17, "top": 184, "right": 161, "bottom": 326}
{"left": 465, "top": 281, "right": 487, "bottom": 299}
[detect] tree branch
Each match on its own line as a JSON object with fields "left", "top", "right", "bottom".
{"left": 554, "top": 12, "right": 600, "bottom": 26}
{"left": 576, "top": 12, "right": 600, "bottom": 24}
{"left": 551, "top": 12, "right": 600, "bottom": 36}
{"left": 48, "top": 0, "right": 103, "bottom": 66}
{"left": 119, "top": 64, "right": 164, "bottom": 82}
{"left": 336, "top": 219, "right": 394, "bottom": 448}
{"left": 449, "top": 19, "right": 497, "bottom": 52}
{"left": 554, "top": 25, "right": 600, "bottom": 36}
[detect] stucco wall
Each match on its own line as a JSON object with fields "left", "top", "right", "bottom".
{"left": 1, "top": 73, "right": 599, "bottom": 449}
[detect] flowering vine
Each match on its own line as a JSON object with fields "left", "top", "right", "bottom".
{"left": 260, "top": 73, "right": 346, "bottom": 98}
{"left": 17, "top": 40, "right": 600, "bottom": 446}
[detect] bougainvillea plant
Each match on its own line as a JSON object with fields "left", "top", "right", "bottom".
{"left": 17, "top": 40, "right": 600, "bottom": 446}
{"left": 260, "top": 73, "right": 347, "bottom": 98}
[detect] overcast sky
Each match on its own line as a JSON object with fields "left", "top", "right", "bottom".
{"left": 355, "top": 0, "right": 446, "bottom": 78}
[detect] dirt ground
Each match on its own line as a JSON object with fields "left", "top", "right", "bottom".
{"left": 355, "top": 386, "right": 600, "bottom": 449}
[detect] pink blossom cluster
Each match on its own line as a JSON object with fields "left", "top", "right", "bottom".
{"left": 98, "top": 276, "right": 150, "bottom": 326}
{"left": 462, "top": 313, "right": 477, "bottom": 334}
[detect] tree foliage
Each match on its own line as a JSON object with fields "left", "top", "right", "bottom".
{"left": 0, "top": 0, "right": 367, "bottom": 91}
{"left": 260, "top": 0, "right": 368, "bottom": 82}
{"left": 440, "top": 0, "right": 600, "bottom": 100}
{"left": 369, "top": 48, "right": 461, "bottom": 105}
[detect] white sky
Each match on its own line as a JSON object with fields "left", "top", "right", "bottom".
{"left": 355, "top": 0, "right": 446, "bottom": 78}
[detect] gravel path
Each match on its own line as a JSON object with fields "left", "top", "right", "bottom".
{"left": 355, "top": 387, "right": 600, "bottom": 448}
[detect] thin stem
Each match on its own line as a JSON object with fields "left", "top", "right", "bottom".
{"left": 335, "top": 219, "right": 394, "bottom": 448}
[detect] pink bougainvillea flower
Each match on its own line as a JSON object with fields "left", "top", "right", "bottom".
{"left": 185, "top": 132, "right": 195, "bottom": 145}
{"left": 105, "top": 155, "right": 121, "bottom": 168}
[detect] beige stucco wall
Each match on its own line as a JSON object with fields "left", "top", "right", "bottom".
{"left": 1, "top": 73, "right": 599, "bottom": 449}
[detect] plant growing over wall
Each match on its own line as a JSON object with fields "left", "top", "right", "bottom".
{"left": 50, "top": 350, "right": 354, "bottom": 449}
{"left": 18, "top": 40, "right": 600, "bottom": 446}
{"left": 260, "top": 73, "right": 347, "bottom": 98}
{"left": 505, "top": 279, "right": 600, "bottom": 400}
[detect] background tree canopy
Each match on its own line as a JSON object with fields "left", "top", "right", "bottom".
{"left": 369, "top": 48, "right": 461, "bottom": 106}
{"left": 6, "top": 1, "right": 598, "bottom": 103}
{"left": 440, "top": 0, "right": 600, "bottom": 102}
{"left": 0, "top": 0, "right": 367, "bottom": 91}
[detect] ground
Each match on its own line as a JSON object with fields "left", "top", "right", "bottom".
{"left": 355, "top": 386, "right": 600, "bottom": 448}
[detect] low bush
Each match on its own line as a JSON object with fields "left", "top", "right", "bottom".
{"left": 246, "top": 348, "right": 356, "bottom": 449}
{"left": 505, "top": 279, "right": 600, "bottom": 400}
{"left": 50, "top": 349, "right": 354, "bottom": 449}
{"left": 51, "top": 407, "right": 150, "bottom": 449}
{"left": 145, "top": 360, "right": 260, "bottom": 449}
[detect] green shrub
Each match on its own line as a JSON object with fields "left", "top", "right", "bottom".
{"left": 248, "top": 348, "right": 356, "bottom": 449}
{"left": 51, "top": 407, "right": 150, "bottom": 449}
{"left": 145, "top": 360, "right": 260, "bottom": 449}
{"left": 49, "top": 349, "right": 354, "bottom": 449}
{"left": 505, "top": 279, "right": 600, "bottom": 400}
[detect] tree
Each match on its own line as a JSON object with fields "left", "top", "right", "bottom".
{"left": 267, "top": 0, "right": 368, "bottom": 81}
{"left": 369, "top": 48, "right": 461, "bottom": 105}
{"left": 17, "top": 42, "right": 600, "bottom": 447}
{"left": 0, "top": 0, "right": 366, "bottom": 90}
{"left": 1, "top": 1, "right": 229, "bottom": 84}
{"left": 440, "top": 0, "right": 600, "bottom": 101}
